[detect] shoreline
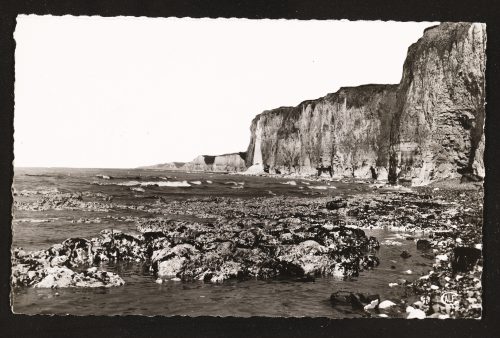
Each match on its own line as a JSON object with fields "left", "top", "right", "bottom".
{"left": 11, "top": 172, "right": 483, "bottom": 318}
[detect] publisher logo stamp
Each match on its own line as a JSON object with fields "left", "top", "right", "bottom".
{"left": 441, "top": 291, "right": 459, "bottom": 304}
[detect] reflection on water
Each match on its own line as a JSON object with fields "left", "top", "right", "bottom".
{"left": 11, "top": 168, "right": 433, "bottom": 317}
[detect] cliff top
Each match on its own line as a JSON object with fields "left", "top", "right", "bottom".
{"left": 199, "top": 152, "right": 247, "bottom": 158}
{"left": 253, "top": 83, "right": 398, "bottom": 122}
{"left": 405, "top": 22, "right": 484, "bottom": 64}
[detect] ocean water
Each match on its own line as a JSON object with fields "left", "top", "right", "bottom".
{"left": 11, "top": 168, "right": 433, "bottom": 317}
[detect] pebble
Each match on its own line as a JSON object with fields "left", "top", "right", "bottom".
{"left": 363, "top": 299, "right": 379, "bottom": 310}
{"left": 379, "top": 300, "right": 397, "bottom": 309}
{"left": 436, "top": 254, "right": 448, "bottom": 261}
{"left": 406, "top": 306, "right": 426, "bottom": 319}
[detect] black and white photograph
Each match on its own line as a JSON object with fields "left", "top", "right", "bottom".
{"left": 10, "top": 15, "right": 485, "bottom": 319}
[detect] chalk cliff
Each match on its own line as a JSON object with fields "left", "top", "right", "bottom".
{"left": 245, "top": 85, "right": 398, "bottom": 179}
{"left": 141, "top": 153, "right": 247, "bottom": 172}
{"left": 182, "top": 152, "right": 247, "bottom": 172}
{"left": 246, "top": 22, "right": 486, "bottom": 184}
{"left": 388, "top": 22, "right": 486, "bottom": 185}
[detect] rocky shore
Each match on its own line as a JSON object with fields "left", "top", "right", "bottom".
{"left": 12, "top": 206, "right": 381, "bottom": 287}
{"left": 326, "top": 181, "right": 483, "bottom": 319}
{"left": 11, "top": 178, "right": 482, "bottom": 318}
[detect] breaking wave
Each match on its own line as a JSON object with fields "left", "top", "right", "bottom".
{"left": 308, "top": 185, "right": 337, "bottom": 190}
{"left": 94, "top": 180, "right": 192, "bottom": 187}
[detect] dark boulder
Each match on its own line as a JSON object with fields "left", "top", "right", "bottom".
{"left": 326, "top": 197, "right": 348, "bottom": 210}
{"left": 330, "top": 291, "right": 380, "bottom": 310}
{"left": 451, "top": 247, "right": 482, "bottom": 273}
{"left": 460, "top": 173, "right": 483, "bottom": 183}
{"left": 273, "top": 260, "right": 306, "bottom": 277}
{"left": 330, "top": 291, "right": 356, "bottom": 307}
{"left": 400, "top": 250, "right": 412, "bottom": 259}
{"left": 416, "top": 239, "right": 432, "bottom": 251}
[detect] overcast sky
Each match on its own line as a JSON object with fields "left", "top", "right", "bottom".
{"left": 14, "top": 15, "right": 437, "bottom": 168}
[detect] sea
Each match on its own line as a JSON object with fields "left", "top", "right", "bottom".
{"left": 11, "top": 168, "right": 432, "bottom": 317}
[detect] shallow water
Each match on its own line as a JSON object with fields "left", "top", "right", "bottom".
{"left": 11, "top": 168, "right": 433, "bottom": 317}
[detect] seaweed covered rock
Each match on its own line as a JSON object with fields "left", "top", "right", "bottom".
{"left": 34, "top": 267, "right": 124, "bottom": 288}
{"left": 451, "top": 247, "right": 482, "bottom": 273}
{"left": 14, "top": 191, "right": 111, "bottom": 212}
{"left": 277, "top": 240, "right": 335, "bottom": 276}
{"left": 416, "top": 239, "right": 432, "bottom": 251}
{"left": 93, "top": 229, "right": 147, "bottom": 262}
{"left": 152, "top": 244, "right": 200, "bottom": 278}
{"left": 326, "top": 197, "right": 348, "bottom": 210}
{"left": 11, "top": 248, "right": 124, "bottom": 289}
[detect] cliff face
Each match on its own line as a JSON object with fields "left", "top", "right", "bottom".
{"left": 246, "top": 85, "right": 398, "bottom": 178}
{"left": 389, "top": 23, "right": 486, "bottom": 185}
{"left": 182, "top": 152, "right": 247, "bottom": 172}
{"left": 246, "top": 22, "right": 486, "bottom": 184}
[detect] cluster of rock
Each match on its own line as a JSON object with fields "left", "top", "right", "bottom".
{"left": 13, "top": 190, "right": 112, "bottom": 212}
{"left": 325, "top": 185, "right": 483, "bottom": 319}
{"left": 11, "top": 234, "right": 127, "bottom": 288}
{"left": 341, "top": 189, "right": 476, "bottom": 233}
{"left": 330, "top": 238, "right": 482, "bottom": 320}
{"left": 141, "top": 219, "right": 380, "bottom": 282}
{"left": 12, "top": 217, "right": 381, "bottom": 288}
{"left": 403, "top": 202, "right": 483, "bottom": 319}
{"left": 245, "top": 22, "right": 485, "bottom": 185}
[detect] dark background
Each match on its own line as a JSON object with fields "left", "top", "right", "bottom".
{"left": 1, "top": 0, "right": 499, "bottom": 337}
